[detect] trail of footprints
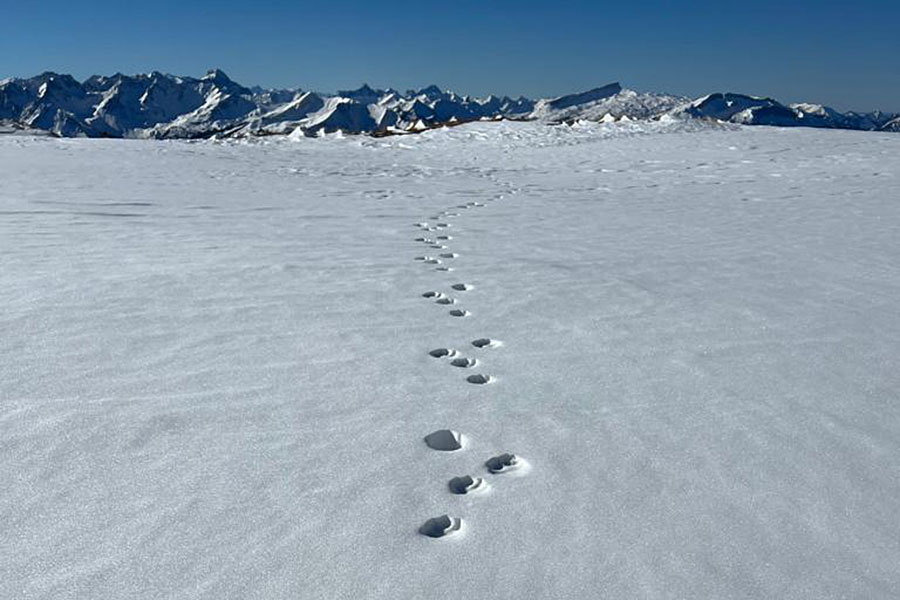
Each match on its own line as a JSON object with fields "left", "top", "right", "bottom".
{"left": 411, "top": 188, "right": 527, "bottom": 540}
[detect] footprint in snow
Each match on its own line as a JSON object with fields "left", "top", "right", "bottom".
{"left": 430, "top": 244, "right": 446, "bottom": 249}
{"left": 437, "top": 235, "right": 452, "bottom": 240}
{"left": 472, "top": 338, "right": 502, "bottom": 348}
{"left": 466, "top": 373, "right": 494, "bottom": 385}
{"left": 450, "top": 357, "right": 477, "bottom": 368}
{"left": 435, "top": 223, "right": 451, "bottom": 229}
{"left": 425, "top": 258, "right": 442, "bottom": 264}
{"left": 422, "top": 291, "right": 445, "bottom": 299}
{"left": 451, "top": 283, "right": 472, "bottom": 291}
{"left": 435, "top": 297, "right": 456, "bottom": 305}
{"left": 449, "top": 309, "right": 470, "bottom": 318}
{"left": 485, "top": 453, "right": 524, "bottom": 474}
{"left": 419, "top": 515, "right": 462, "bottom": 538}
{"left": 436, "top": 266, "right": 454, "bottom": 272}
{"left": 449, "top": 475, "right": 487, "bottom": 495}
{"left": 439, "top": 253, "right": 458, "bottom": 259}
{"left": 424, "top": 429, "right": 463, "bottom": 451}
{"left": 429, "top": 348, "right": 458, "bottom": 358}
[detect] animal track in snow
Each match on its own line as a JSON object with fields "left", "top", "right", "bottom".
{"left": 414, "top": 256, "right": 434, "bottom": 261}
{"left": 448, "top": 475, "right": 487, "bottom": 495}
{"left": 419, "top": 515, "right": 462, "bottom": 538}
{"left": 439, "top": 253, "right": 458, "bottom": 259}
{"left": 437, "top": 235, "right": 452, "bottom": 240}
{"left": 422, "top": 291, "right": 445, "bottom": 299}
{"left": 449, "top": 309, "right": 470, "bottom": 318}
{"left": 485, "top": 453, "right": 524, "bottom": 474}
{"left": 435, "top": 297, "right": 456, "bottom": 305}
{"left": 466, "top": 373, "right": 494, "bottom": 384}
{"left": 450, "top": 357, "right": 477, "bottom": 368}
{"left": 451, "top": 283, "right": 472, "bottom": 291}
{"left": 472, "top": 338, "right": 502, "bottom": 348}
{"left": 425, "top": 258, "right": 442, "bottom": 264}
{"left": 429, "top": 348, "right": 458, "bottom": 358}
{"left": 424, "top": 429, "right": 463, "bottom": 451}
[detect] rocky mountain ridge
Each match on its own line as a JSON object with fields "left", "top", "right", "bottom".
{"left": 1, "top": 69, "right": 896, "bottom": 138}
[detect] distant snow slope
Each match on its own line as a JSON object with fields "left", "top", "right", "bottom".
{"left": 2, "top": 121, "right": 900, "bottom": 599}
{"left": 1, "top": 69, "right": 897, "bottom": 138}
{"left": 530, "top": 84, "right": 687, "bottom": 122}
{"left": 882, "top": 116, "right": 900, "bottom": 131}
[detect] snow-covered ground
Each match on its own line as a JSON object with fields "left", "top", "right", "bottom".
{"left": 2, "top": 121, "right": 899, "bottom": 599}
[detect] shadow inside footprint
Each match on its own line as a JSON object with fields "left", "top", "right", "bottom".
{"left": 429, "top": 348, "right": 457, "bottom": 358}
{"left": 466, "top": 373, "right": 493, "bottom": 384}
{"left": 449, "top": 309, "right": 470, "bottom": 317}
{"left": 435, "top": 297, "right": 456, "bottom": 305}
{"left": 419, "top": 515, "right": 462, "bottom": 538}
{"left": 450, "top": 357, "right": 477, "bottom": 368}
{"left": 422, "top": 291, "right": 444, "bottom": 299}
{"left": 449, "top": 475, "right": 487, "bottom": 495}
{"left": 472, "top": 338, "right": 501, "bottom": 348}
{"left": 424, "top": 429, "right": 463, "bottom": 451}
{"left": 486, "top": 453, "right": 521, "bottom": 473}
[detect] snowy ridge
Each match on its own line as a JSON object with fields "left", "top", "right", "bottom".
{"left": 531, "top": 84, "right": 687, "bottom": 123}
{"left": 672, "top": 92, "right": 899, "bottom": 131}
{"left": 1, "top": 69, "right": 897, "bottom": 138}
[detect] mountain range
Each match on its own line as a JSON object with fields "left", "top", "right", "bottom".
{"left": 1, "top": 69, "right": 897, "bottom": 138}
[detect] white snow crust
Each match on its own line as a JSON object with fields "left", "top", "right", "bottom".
{"left": 2, "top": 120, "right": 900, "bottom": 599}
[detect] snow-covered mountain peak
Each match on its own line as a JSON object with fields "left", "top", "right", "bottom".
{"left": 1, "top": 70, "right": 897, "bottom": 138}
{"left": 530, "top": 83, "right": 684, "bottom": 123}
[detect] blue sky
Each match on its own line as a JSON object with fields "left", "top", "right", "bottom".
{"left": 2, "top": 0, "right": 898, "bottom": 112}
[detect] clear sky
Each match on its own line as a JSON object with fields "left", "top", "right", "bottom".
{"left": 1, "top": 0, "right": 898, "bottom": 112}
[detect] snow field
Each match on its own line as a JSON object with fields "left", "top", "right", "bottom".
{"left": 2, "top": 120, "right": 900, "bottom": 599}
